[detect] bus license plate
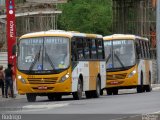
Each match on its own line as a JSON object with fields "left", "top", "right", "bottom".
{"left": 38, "top": 86, "right": 47, "bottom": 90}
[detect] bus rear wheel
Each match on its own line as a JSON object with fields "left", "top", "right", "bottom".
{"left": 26, "top": 93, "right": 36, "bottom": 102}
{"left": 73, "top": 78, "right": 83, "bottom": 100}
{"left": 92, "top": 77, "right": 101, "bottom": 98}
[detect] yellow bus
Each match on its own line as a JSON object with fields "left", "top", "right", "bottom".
{"left": 17, "top": 30, "right": 106, "bottom": 102}
{"left": 103, "top": 34, "right": 152, "bottom": 95}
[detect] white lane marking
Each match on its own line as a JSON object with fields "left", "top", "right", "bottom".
{"left": 22, "top": 103, "right": 69, "bottom": 110}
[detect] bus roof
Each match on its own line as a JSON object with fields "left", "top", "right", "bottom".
{"left": 103, "top": 34, "right": 148, "bottom": 41}
{"left": 20, "top": 30, "right": 102, "bottom": 39}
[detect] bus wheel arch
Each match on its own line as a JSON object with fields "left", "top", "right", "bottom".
{"left": 72, "top": 74, "right": 83, "bottom": 100}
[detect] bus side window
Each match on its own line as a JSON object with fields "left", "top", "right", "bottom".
{"left": 91, "top": 39, "right": 97, "bottom": 59}
{"left": 96, "top": 39, "right": 103, "bottom": 59}
{"left": 71, "top": 40, "right": 77, "bottom": 61}
{"left": 76, "top": 38, "right": 84, "bottom": 60}
{"left": 143, "top": 41, "right": 147, "bottom": 58}
{"left": 140, "top": 41, "right": 144, "bottom": 58}
{"left": 84, "top": 39, "right": 90, "bottom": 59}
{"left": 136, "top": 41, "right": 141, "bottom": 59}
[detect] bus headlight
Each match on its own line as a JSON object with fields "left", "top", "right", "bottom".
{"left": 17, "top": 75, "right": 26, "bottom": 84}
{"left": 59, "top": 73, "right": 70, "bottom": 83}
{"left": 128, "top": 69, "right": 137, "bottom": 78}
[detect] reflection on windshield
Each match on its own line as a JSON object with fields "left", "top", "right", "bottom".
{"left": 18, "top": 37, "right": 70, "bottom": 72}
{"left": 104, "top": 40, "right": 135, "bottom": 70}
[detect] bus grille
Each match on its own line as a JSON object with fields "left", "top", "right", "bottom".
{"left": 107, "top": 73, "right": 127, "bottom": 80}
{"left": 27, "top": 77, "right": 58, "bottom": 84}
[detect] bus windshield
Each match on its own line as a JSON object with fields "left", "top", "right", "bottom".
{"left": 18, "top": 37, "right": 70, "bottom": 72}
{"left": 104, "top": 40, "right": 135, "bottom": 71}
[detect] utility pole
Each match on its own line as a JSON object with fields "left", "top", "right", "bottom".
{"left": 156, "top": 0, "right": 160, "bottom": 84}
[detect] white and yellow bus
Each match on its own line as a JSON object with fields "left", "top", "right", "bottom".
{"left": 103, "top": 34, "right": 152, "bottom": 95}
{"left": 17, "top": 30, "right": 106, "bottom": 102}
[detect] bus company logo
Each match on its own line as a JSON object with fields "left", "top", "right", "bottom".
{"left": 2, "top": 114, "right": 21, "bottom": 120}
{"left": 8, "top": 0, "right": 14, "bottom": 15}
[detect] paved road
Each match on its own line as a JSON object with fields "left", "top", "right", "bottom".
{"left": 0, "top": 90, "right": 160, "bottom": 120}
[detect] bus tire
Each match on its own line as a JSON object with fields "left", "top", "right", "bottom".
{"left": 26, "top": 93, "right": 36, "bottom": 102}
{"left": 137, "top": 72, "right": 144, "bottom": 93}
{"left": 73, "top": 78, "right": 83, "bottom": 100}
{"left": 92, "top": 77, "right": 101, "bottom": 98}
{"left": 85, "top": 91, "right": 92, "bottom": 99}
{"left": 112, "top": 88, "right": 118, "bottom": 95}
{"left": 146, "top": 72, "right": 152, "bottom": 92}
{"left": 54, "top": 94, "right": 62, "bottom": 101}
{"left": 107, "top": 89, "right": 112, "bottom": 95}
{"left": 100, "top": 89, "right": 104, "bottom": 96}
{"left": 48, "top": 94, "right": 55, "bottom": 101}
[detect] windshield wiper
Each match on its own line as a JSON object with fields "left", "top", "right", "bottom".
{"left": 106, "top": 54, "right": 111, "bottom": 64}
{"left": 44, "top": 47, "right": 56, "bottom": 70}
{"left": 29, "top": 46, "right": 41, "bottom": 71}
{"left": 114, "top": 53, "right": 125, "bottom": 68}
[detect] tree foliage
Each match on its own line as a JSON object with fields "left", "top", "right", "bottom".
{"left": 58, "top": 0, "right": 112, "bottom": 35}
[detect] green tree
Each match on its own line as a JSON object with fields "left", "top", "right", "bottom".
{"left": 58, "top": 0, "right": 112, "bottom": 35}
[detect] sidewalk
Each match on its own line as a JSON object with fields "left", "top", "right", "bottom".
{"left": 0, "top": 84, "right": 160, "bottom": 102}
{"left": 0, "top": 94, "right": 26, "bottom": 102}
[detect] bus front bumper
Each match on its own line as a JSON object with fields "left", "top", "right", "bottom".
{"left": 17, "top": 80, "right": 72, "bottom": 94}
{"left": 106, "top": 76, "right": 138, "bottom": 89}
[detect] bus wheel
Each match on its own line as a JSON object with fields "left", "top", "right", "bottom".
{"left": 113, "top": 88, "right": 118, "bottom": 95}
{"left": 100, "top": 89, "right": 104, "bottom": 96}
{"left": 48, "top": 94, "right": 55, "bottom": 101}
{"left": 107, "top": 89, "right": 112, "bottom": 95}
{"left": 54, "top": 95, "right": 62, "bottom": 101}
{"left": 137, "top": 72, "right": 144, "bottom": 93}
{"left": 146, "top": 72, "right": 152, "bottom": 92}
{"left": 26, "top": 93, "right": 36, "bottom": 102}
{"left": 85, "top": 91, "right": 92, "bottom": 99}
{"left": 73, "top": 78, "right": 83, "bottom": 100}
{"left": 93, "top": 77, "right": 101, "bottom": 98}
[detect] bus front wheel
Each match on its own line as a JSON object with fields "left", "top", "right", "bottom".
{"left": 73, "top": 78, "right": 83, "bottom": 100}
{"left": 137, "top": 72, "right": 144, "bottom": 93}
{"left": 112, "top": 88, "right": 118, "bottom": 95}
{"left": 146, "top": 72, "right": 152, "bottom": 92}
{"left": 26, "top": 93, "right": 36, "bottom": 102}
{"left": 54, "top": 95, "right": 62, "bottom": 101}
{"left": 48, "top": 94, "right": 55, "bottom": 101}
{"left": 107, "top": 89, "right": 112, "bottom": 95}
